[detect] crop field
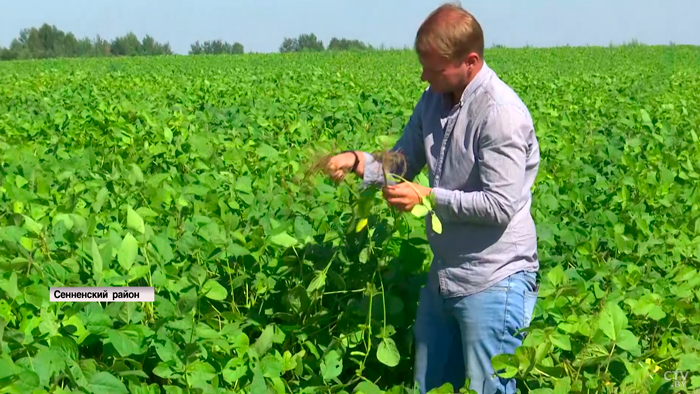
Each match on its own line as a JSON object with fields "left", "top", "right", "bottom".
{"left": 1, "top": 45, "right": 700, "bottom": 394}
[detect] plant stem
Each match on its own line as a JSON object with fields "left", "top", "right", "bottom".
{"left": 379, "top": 270, "right": 387, "bottom": 334}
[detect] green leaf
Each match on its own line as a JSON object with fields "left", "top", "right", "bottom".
{"left": 176, "top": 289, "right": 197, "bottom": 315}
{"left": 355, "top": 218, "right": 368, "bottom": 232}
{"left": 321, "top": 350, "right": 342, "bottom": 381}
{"left": 164, "top": 127, "right": 173, "bottom": 142}
{"left": 376, "top": 338, "right": 400, "bottom": 367}
{"left": 10, "top": 370, "right": 41, "bottom": 392}
{"left": 550, "top": 331, "right": 572, "bottom": 351}
{"left": 107, "top": 327, "right": 145, "bottom": 357}
{"left": 426, "top": 383, "right": 455, "bottom": 393}
{"left": 188, "top": 264, "right": 207, "bottom": 286}
{"left": 307, "top": 270, "right": 327, "bottom": 293}
{"left": 235, "top": 176, "right": 252, "bottom": 193}
{"left": 492, "top": 353, "right": 519, "bottom": 378}
{"left": 91, "top": 238, "right": 103, "bottom": 276}
{"left": 599, "top": 302, "right": 628, "bottom": 341}
{"left": 553, "top": 376, "right": 572, "bottom": 394}
{"left": 185, "top": 361, "right": 217, "bottom": 389}
{"left": 93, "top": 187, "right": 110, "bottom": 213}
{"left": 356, "top": 192, "right": 374, "bottom": 218}
{"left": 51, "top": 336, "right": 79, "bottom": 361}
{"left": 127, "top": 206, "right": 145, "bottom": 234}
{"left": 256, "top": 143, "right": 279, "bottom": 159}
{"left": 223, "top": 361, "right": 248, "bottom": 384}
{"left": 88, "top": 371, "right": 128, "bottom": 394}
{"left": 269, "top": 232, "right": 298, "bottom": 248}
{"left": 253, "top": 325, "right": 275, "bottom": 356}
{"left": 0, "top": 272, "right": 20, "bottom": 300}
{"left": 282, "top": 286, "right": 310, "bottom": 314}
{"left": 202, "top": 279, "right": 227, "bottom": 301}
{"left": 546, "top": 265, "right": 566, "bottom": 286}
{"left": 410, "top": 204, "right": 429, "bottom": 218}
{"left": 129, "top": 163, "right": 144, "bottom": 184}
{"left": 250, "top": 366, "right": 269, "bottom": 394}
{"left": 431, "top": 212, "right": 442, "bottom": 234}
{"left": 117, "top": 233, "right": 139, "bottom": 270}
{"left": 228, "top": 243, "right": 250, "bottom": 257}
{"left": 22, "top": 215, "right": 43, "bottom": 234}
{"left": 260, "top": 354, "right": 284, "bottom": 378}
{"left": 616, "top": 329, "right": 639, "bottom": 353}
{"left": 678, "top": 353, "right": 700, "bottom": 372}
{"left": 354, "top": 381, "right": 382, "bottom": 394}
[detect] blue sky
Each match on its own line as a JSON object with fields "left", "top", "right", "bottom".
{"left": 0, "top": 0, "right": 697, "bottom": 54}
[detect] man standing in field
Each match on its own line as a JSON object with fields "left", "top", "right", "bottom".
{"left": 323, "top": 3, "right": 540, "bottom": 394}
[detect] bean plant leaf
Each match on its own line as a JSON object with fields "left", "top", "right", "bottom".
{"left": 117, "top": 233, "right": 139, "bottom": 270}
{"left": 91, "top": 238, "right": 103, "bottom": 276}
{"left": 127, "top": 207, "right": 145, "bottom": 234}
{"left": 321, "top": 350, "right": 342, "bottom": 381}
{"left": 616, "top": 329, "right": 640, "bottom": 353}
{"left": 411, "top": 204, "right": 429, "bottom": 218}
{"left": 269, "top": 232, "right": 298, "bottom": 248}
{"left": 202, "top": 279, "right": 227, "bottom": 301}
{"left": 88, "top": 371, "right": 128, "bottom": 394}
{"left": 492, "top": 353, "right": 519, "bottom": 379}
{"left": 164, "top": 127, "right": 173, "bottom": 142}
{"left": 599, "top": 302, "right": 628, "bottom": 341}
{"left": 376, "top": 338, "right": 400, "bottom": 367}
{"left": 431, "top": 212, "right": 442, "bottom": 234}
{"left": 355, "top": 218, "right": 368, "bottom": 232}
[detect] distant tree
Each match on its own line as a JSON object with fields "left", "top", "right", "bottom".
{"left": 189, "top": 39, "right": 244, "bottom": 55}
{"left": 110, "top": 32, "right": 172, "bottom": 56}
{"left": 0, "top": 24, "right": 172, "bottom": 61}
{"left": 327, "top": 37, "right": 373, "bottom": 51}
{"left": 141, "top": 34, "right": 172, "bottom": 56}
{"left": 279, "top": 33, "right": 324, "bottom": 53}
{"left": 110, "top": 32, "right": 141, "bottom": 56}
{"left": 279, "top": 37, "right": 299, "bottom": 53}
{"left": 94, "top": 35, "right": 112, "bottom": 57}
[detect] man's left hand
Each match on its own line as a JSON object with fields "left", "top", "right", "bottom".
{"left": 382, "top": 182, "right": 432, "bottom": 212}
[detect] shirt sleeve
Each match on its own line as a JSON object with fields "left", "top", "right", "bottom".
{"left": 431, "top": 104, "right": 531, "bottom": 226}
{"left": 360, "top": 92, "right": 427, "bottom": 188}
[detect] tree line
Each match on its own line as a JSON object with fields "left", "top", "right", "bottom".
{"left": 279, "top": 33, "right": 374, "bottom": 52}
{"left": 0, "top": 24, "right": 172, "bottom": 60}
{"left": 0, "top": 24, "right": 377, "bottom": 61}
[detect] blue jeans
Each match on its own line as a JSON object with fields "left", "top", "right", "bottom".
{"left": 413, "top": 270, "right": 539, "bottom": 394}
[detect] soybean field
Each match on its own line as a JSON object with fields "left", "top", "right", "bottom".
{"left": 1, "top": 45, "right": 700, "bottom": 394}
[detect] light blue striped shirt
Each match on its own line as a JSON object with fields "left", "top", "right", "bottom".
{"left": 360, "top": 61, "right": 540, "bottom": 298}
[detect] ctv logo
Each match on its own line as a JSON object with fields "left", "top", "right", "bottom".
{"left": 664, "top": 370, "right": 691, "bottom": 388}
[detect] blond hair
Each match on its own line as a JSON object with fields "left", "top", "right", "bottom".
{"left": 414, "top": 2, "right": 484, "bottom": 61}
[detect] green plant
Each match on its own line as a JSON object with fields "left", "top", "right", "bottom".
{"left": 0, "top": 45, "right": 699, "bottom": 394}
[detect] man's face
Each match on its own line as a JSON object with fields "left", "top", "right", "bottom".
{"left": 418, "top": 50, "right": 472, "bottom": 94}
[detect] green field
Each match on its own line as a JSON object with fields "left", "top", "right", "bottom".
{"left": 1, "top": 45, "right": 700, "bottom": 394}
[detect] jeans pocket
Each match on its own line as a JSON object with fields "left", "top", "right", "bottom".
{"left": 523, "top": 288, "right": 538, "bottom": 328}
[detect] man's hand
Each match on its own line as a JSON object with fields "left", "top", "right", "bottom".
{"left": 382, "top": 182, "right": 432, "bottom": 212}
{"left": 323, "top": 151, "right": 359, "bottom": 182}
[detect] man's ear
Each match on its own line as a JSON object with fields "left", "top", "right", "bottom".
{"left": 466, "top": 52, "right": 480, "bottom": 66}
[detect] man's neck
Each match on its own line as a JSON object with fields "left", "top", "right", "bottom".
{"left": 450, "top": 88, "right": 465, "bottom": 107}
{"left": 450, "top": 61, "right": 484, "bottom": 106}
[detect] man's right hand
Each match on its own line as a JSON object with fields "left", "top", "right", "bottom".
{"left": 324, "top": 151, "right": 363, "bottom": 182}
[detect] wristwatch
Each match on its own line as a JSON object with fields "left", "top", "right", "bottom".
{"left": 341, "top": 150, "right": 359, "bottom": 172}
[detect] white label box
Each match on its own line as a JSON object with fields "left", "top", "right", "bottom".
{"left": 50, "top": 287, "right": 155, "bottom": 302}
